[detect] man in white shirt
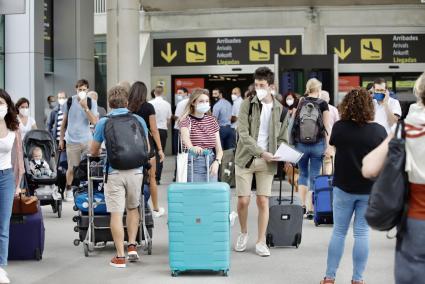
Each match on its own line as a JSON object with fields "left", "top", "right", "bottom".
{"left": 371, "top": 78, "right": 401, "bottom": 134}
{"left": 231, "top": 87, "right": 243, "bottom": 130}
{"left": 172, "top": 87, "right": 189, "bottom": 181}
{"left": 149, "top": 85, "right": 172, "bottom": 184}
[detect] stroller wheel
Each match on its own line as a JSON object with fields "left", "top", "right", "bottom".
{"left": 57, "top": 203, "right": 62, "bottom": 218}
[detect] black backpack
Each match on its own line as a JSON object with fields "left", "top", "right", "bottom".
{"left": 292, "top": 98, "right": 325, "bottom": 144}
{"left": 104, "top": 113, "right": 149, "bottom": 170}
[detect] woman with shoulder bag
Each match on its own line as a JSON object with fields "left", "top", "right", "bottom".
{"left": 128, "top": 81, "right": 165, "bottom": 218}
{"left": 362, "top": 72, "right": 425, "bottom": 284}
{"left": 178, "top": 88, "right": 223, "bottom": 182}
{"left": 0, "top": 89, "right": 25, "bottom": 284}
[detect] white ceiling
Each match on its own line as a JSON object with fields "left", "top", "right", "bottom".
{"left": 141, "top": 0, "right": 419, "bottom": 12}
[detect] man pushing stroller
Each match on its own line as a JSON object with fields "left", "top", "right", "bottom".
{"left": 90, "top": 86, "right": 150, "bottom": 268}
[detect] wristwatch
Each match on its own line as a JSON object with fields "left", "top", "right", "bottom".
{"left": 215, "top": 159, "right": 221, "bottom": 165}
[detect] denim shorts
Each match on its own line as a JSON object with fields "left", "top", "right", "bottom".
{"left": 295, "top": 139, "right": 325, "bottom": 189}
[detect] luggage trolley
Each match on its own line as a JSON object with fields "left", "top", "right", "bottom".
{"left": 77, "top": 154, "right": 152, "bottom": 257}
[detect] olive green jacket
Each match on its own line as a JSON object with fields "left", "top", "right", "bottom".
{"left": 235, "top": 96, "right": 289, "bottom": 174}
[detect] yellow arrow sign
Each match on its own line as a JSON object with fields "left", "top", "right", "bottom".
{"left": 334, "top": 39, "right": 351, "bottom": 60}
{"left": 279, "top": 39, "right": 297, "bottom": 55}
{"left": 161, "top": 42, "right": 177, "bottom": 63}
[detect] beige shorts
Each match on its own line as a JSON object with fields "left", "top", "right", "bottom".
{"left": 66, "top": 142, "right": 88, "bottom": 169}
{"left": 235, "top": 158, "right": 274, "bottom": 197}
{"left": 104, "top": 169, "right": 143, "bottom": 213}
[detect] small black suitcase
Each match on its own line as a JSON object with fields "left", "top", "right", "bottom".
{"left": 266, "top": 163, "right": 303, "bottom": 248}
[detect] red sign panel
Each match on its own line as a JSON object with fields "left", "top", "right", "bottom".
{"left": 339, "top": 76, "right": 360, "bottom": 93}
{"left": 174, "top": 78, "right": 205, "bottom": 94}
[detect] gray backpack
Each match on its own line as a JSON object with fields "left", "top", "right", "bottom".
{"left": 293, "top": 99, "right": 325, "bottom": 144}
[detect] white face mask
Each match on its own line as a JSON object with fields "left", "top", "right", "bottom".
{"left": 58, "top": 98, "right": 67, "bottom": 105}
{"left": 20, "top": 108, "right": 29, "bottom": 117}
{"left": 176, "top": 95, "right": 183, "bottom": 102}
{"left": 78, "top": 91, "right": 87, "bottom": 100}
{"left": 286, "top": 98, "right": 294, "bottom": 107}
{"left": 231, "top": 94, "right": 238, "bottom": 101}
{"left": 271, "top": 90, "right": 276, "bottom": 96}
{"left": 256, "top": 88, "right": 268, "bottom": 101}
{"left": 195, "top": 102, "right": 210, "bottom": 114}
{"left": 0, "top": 105, "right": 8, "bottom": 120}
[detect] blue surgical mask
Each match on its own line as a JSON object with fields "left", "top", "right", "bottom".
{"left": 373, "top": 93, "right": 385, "bottom": 101}
{"left": 196, "top": 103, "right": 210, "bottom": 114}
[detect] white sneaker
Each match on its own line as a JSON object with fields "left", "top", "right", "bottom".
{"left": 234, "top": 232, "right": 249, "bottom": 252}
{"left": 152, "top": 207, "right": 165, "bottom": 218}
{"left": 255, "top": 242, "right": 271, "bottom": 257}
{"left": 0, "top": 268, "right": 10, "bottom": 284}
{"left": 65, "top": 190, "right": 74, "bottom": 202}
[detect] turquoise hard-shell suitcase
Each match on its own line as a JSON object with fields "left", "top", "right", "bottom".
{"left": 168, "top": 181, "right": 231, "bottom": 277}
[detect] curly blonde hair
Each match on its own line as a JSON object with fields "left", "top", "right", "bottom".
{"left": 339, "top": 88, "right": 375, "bottom": 124}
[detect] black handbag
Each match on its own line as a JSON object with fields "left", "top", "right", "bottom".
{"left": 365, "top": 121, "right": 409, "bottom": 232}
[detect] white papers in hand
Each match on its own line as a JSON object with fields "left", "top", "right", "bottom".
{"left": 273, "top": 143, "right": 304, "bottom": 163}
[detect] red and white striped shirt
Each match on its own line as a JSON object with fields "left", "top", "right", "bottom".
{"left": 179, "top": 115, "right": 219, "bottom": 150}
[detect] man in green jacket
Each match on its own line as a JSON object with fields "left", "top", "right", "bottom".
{"left": 234, "top": 67, "right": 289, "bottom": 257}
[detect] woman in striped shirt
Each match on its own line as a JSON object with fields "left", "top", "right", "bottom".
{"left": 179, "top": 88, "right": 223, "bottom": 182}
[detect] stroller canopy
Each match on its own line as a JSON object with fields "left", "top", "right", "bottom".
{"left": 23, "top": 130, "right": 56, "bottom": 160}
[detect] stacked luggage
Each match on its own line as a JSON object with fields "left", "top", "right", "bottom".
{"left": 168, "top": 154, "right": 231, "bottom": 277}
{"left": 71, "top": 155, "right": 153, "bottom": 256}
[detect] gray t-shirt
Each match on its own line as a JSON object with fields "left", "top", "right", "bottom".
{"left": 64, "top": 95, "right": 98, "bottom": 144}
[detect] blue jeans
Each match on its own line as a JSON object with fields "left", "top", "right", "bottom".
{"left": 295, "top": 139, "right": 325, "bottom": 189}
{"left": 325, "top": 187, "right": 370, "bottom": 281}
{"left": 395, "top": 218, "right": 425, "bottom": 284}
{"left": 0, "top": 168, "right": 15, "bottom": 266}
{"left": 187, "top": 151, "right": 217, "bottom": 182}
{"left": 219, "top": 126, "right": 235, "bottom": 150}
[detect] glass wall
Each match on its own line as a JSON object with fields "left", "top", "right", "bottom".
{"left": 94, "top": 35, "right": 107, "bottom": 108}
{"left": 0, "top": 15, "right": 5, "bottom": 89}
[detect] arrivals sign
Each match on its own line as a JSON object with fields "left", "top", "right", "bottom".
{"left": 153, "top": 35, "right": 302, "bottom": 67}
{"left": 327, "top": 34, "right": 425, "bottom": 64}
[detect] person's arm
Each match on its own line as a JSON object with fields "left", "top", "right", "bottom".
{"left": 322, "top": 110, "right": 333, "bottom": 157}
{"left": 47, "top": 111, "right": 55, "bottom": 134}
{"left": 237, "top": 100, "right": 268, "bottom": 159}
{"left": 12, "top": 131, "right": 25, "bottom": 195}
{"left": 167, "top": 104, "right": 172, "bottom": 128}
{"left": 149, "top": 114, "right": 165, "bottom": 162}
{"left": 90, "top": 141, "right": 102, "bottom": 156}
{"left": 80, "top": 99, "right": 98, "bottom": 125}
{"left": 59, "top": 113, "right": 68, "bottom": 150}
{"left": 383, "top": 92, "right": 400, "bottom": 127}
{"left": 90, "top": 119, "right": 104, "bottom": 156}
{"left": 277, "top": 110, "right": 289, "bottom": 146}
{"left": 362, "top": 134, "right": 392, "bottom": 178}
{"left": 210, "top": 131, "right": 223, "bottom": 176}
{"left": 32, "top": 120, "right": 37, "bottom": 130}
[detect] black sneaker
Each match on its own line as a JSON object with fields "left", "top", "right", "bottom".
{"left": 306, "top": 211, "right": 314, "bottom": 220}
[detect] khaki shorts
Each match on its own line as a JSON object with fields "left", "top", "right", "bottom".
{"left": 105, "top": 169, "right": 143, "bottom": 213}
{"left": 66, "top": 142, "right": 88, "bottom": 169}
{"left": 235, "top": 158, "right": 274, "bottom": 197}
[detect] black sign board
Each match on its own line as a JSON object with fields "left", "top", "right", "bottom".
{"left": 44, "top": 0, "right": 53, "bottom": 72}
{"left": 153, "top": 35, "right": 302, "bottom": 67}
{"left": 327, "top": 34, "right": 425, "bottom": 64}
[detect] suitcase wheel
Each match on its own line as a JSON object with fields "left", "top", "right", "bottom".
{"left": 314, "top": 221, "right": 319, "bottom": 227}
{"left": 72, "top": 216, "right": 80, "bottom": 223}
{"left": 73, "top": 205, "right": 78, "bottom": 211}
{"left": 35, "top": 248, "right": 42, "bottom": 261}
{"left": 222, "top": 270, "right": 229, "bottom": 277}
{"left": 74, "top": 226, "right": 79, "bottom": 232}
{"left": 73, "top": 239, "right": 81, "bottom": 246}
{"left": 266, "top": 234, "right": 274, "bottom": 248}
{"left": 294, "top": 233, "right": 302, "bottom": 248}
{"left": 171, "top": 271, "right": 179, "bottom": 277}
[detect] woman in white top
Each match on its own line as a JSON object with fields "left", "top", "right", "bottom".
{"left": 15, "top": 97, "right": 37, "bottom": 140}
{"left": 0, "top": 89, "right": 25, "bottom": 284}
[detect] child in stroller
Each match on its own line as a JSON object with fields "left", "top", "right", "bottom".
{"left": 29, "top": 147, "right": 56, "bottom": 178}
{"left": 23, "top": 130, "right": 62, "bottom": 218}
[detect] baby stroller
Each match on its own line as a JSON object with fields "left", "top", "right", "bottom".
{"left": 23, "top": 130, "right": 62, "bottom": 218}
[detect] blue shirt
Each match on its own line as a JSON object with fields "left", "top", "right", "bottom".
{"left": 64, "top": 95, "right": 98, "bottom": 144}
{"left": 93, "top": 108, "right": 149, "bottom": 172}
{"left": 212, "top": 98, "right": 232, "bottom": 127}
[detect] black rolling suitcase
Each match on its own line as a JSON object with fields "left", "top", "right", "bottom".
{"left": 266, "top": 163, "right": 303, "bottom": 248}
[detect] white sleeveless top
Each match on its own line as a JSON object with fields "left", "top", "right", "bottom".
{"left": 18, "top": 116, "right": 36, "bottom": 140}
{"left": 0, "top": 130, "right": 16, "bottom": 170}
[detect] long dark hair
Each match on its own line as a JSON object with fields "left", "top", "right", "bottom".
{"left": 128, "top": 81, "right": 148, "bottom": 112}
{"left": 0, "top": 89, "right": 20, "bottom": 131}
